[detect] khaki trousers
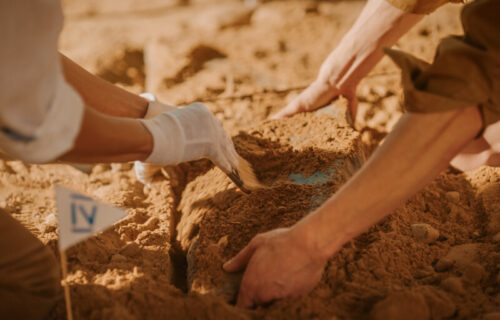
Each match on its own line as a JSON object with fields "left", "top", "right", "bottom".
{"left": 0, "top": 209, "right": 61, "bottom": 320}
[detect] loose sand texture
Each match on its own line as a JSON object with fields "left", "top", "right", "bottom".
{"left": 1, "top": 0, "right": 498, "bottom": 319}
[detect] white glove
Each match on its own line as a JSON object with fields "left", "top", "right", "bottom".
{"left": 134, "top": 93, "right": 176, "bottom": 185}
{"left": 140, "top": 102, "right": 239, "bottom": 180}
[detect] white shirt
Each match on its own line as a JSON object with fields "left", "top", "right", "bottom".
{"left": 0, "top": 0, "right": 84, "bottom": 163}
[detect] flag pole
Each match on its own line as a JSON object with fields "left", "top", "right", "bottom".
{"left": 60, "top": 250, "right": 74, "bottom": 320}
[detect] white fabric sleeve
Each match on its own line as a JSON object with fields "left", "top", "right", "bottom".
{"left": 0, "top": 0, "right": 85, "bottom": 163}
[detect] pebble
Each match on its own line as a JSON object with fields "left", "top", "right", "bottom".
{"left": 411, "top": 223, "right": 440, "bottom": 243}
{"left": 435, "top": 257, "right": 454, "bottom": 272}
{"left": 444, "top": 243, "right": 480, "bottom": 269}
{"left": 441, "top": 277, "right": 465, "bottom": 296}
{"left": 462, "top": 262, "right": 485, "bottom": 284}
{"left": 41, "top": 213, "right": 58, "bottom": 233}
{"left": 217, "top": 235, "right": 229, "bottom": 248}
{"left": 445, "top": 191, "right": 460, "bottom": 202}
{"left": 111, "top": 253, "right": 127, "bottom": 262}
{"left": 44, "top": 213, "right": 57, "bottom": 226}
{"left": 120, "top": 242, "right": 141, "bottom": 258}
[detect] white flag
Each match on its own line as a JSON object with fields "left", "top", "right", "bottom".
{"left": 55, "top": 185, "right": 128, "bottom": 251}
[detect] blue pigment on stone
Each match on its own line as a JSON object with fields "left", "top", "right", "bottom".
{"left": 289, "top": 169, "right": 334, "bottom": 186}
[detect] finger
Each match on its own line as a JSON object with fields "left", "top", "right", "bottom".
{"left": 270, "top": 81, "right": 338, "bottom": 119}
{"left": 269, "top": 98, "right": 302, "bottom": 119}
{"left": 223, "top": 241, "right": 258, "bottom": 272}
{"left": 236, "top": 275, "right": 256, "bottom": 308}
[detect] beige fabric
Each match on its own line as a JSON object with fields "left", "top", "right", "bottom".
{"left": 0, "top": 0, "right": 84, "bottom": 163}
{"left": 385, "top": 0, "right": 500, "bottom": 171}
{"left": 385, "top": 0, "right": 464, "bottom": 14}
{"left": 385, "top": 0, "right": 500, "bottom": 125}
{"left": 0, "top": 210, "right": 61, "bottom": 319}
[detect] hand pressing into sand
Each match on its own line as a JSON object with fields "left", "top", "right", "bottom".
{"left": 270, "top": 64, "right": 357, "bottom": 120}
{"left": 223, "top": 227, "right": 327, "bottom": 308}
{"left": 270, "top": 0, "right": 423, "bottom": 120}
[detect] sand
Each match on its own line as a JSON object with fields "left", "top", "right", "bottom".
{"left": 1, "top": 0, "right": 498, "bottom": 319}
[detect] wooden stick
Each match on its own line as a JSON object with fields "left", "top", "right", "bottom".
{"left": 60, "top": 250, "right": 74, "bottom": 320}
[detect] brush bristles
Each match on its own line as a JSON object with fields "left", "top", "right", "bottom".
{"left": 237, "top": 155, "right": 262, "bottom": 190}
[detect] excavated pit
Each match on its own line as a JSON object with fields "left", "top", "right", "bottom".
{"left": 174, "top": 105, "right": 366, "bottom": 302}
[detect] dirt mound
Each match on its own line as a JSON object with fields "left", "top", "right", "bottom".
{"left": 178, "top": 109, "right": 365, "bottom": 302}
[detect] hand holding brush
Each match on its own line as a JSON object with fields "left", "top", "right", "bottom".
{"left": 137, "top": 99, "right": 259, "bottom": 193}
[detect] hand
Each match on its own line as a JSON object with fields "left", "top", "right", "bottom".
{"left": 140, "top": 102, "right": 239, "bottom": 176}
{"left": 223, "top": 227, "right": 327, "bottom": 308}
{"left": 134, "top": 93, "right": 177, "bottom": 185}
{"left": 270, "top": 0, "right": 423, "bottom": 120}
{"left": 270, "top": 62, "right": 358, "bottom": 120}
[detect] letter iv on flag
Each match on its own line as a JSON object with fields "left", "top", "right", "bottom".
{"left": 54, "top": 185, "right": 128, "bottom": 320}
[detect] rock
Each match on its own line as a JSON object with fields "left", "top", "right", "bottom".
{"left": 41, "top": 213, "right": 58, "bottom": 233}
{"left": 111, "top": 253, "right": 127, "bottom": 262}
{"left": 120, "top": 242, "right": 141, "bottom": 258}
{"left": 371, "top": 291, "right": 430, "bottom": 320}
{"left": 44, "top": 213, "right": 57, "bottom": 226}
{"left": 444, "top": 243, "right": 480, "bottom": 269}
{"left": 435, "top": 257, "right": 454, "bottom": 272}
{"left": 483, "top": 313, "right": 500, "bottom": 320}
{"left": 445, "top": 191, "right": 460, "bottom": 202}
{"left": 462, "top": 262, "right": 486, "bottom": 284}
{"left": 411, "top": 224, "right": 440, "bottom": 243}
{"left": 441, "top": 277, "right": 465, "bottom": 296}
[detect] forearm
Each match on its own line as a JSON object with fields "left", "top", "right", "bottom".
{"left": 294, "top": 106, "right": 482, "bottom": 260}
{"left": 60, "top": 54, "right": 149, "bottom": 118}
{"left": 59, "top": 105, "right": 153, "bottom": 163}
{"left": 319, "top": 0, "right": 423, "bottom": 94}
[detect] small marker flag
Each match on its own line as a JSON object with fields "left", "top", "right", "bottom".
{"left": 55, "top": 185, "right": 128, "bottom": 251}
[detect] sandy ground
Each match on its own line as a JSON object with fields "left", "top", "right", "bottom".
{"left": 1, "top": 0, "right": 499, "bottom": 319}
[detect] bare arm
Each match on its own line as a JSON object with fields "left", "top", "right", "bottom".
{"left": 58, "top": 105, "right": 152, "bottom": 163}
{"left": 295, "top": 106, "right": 483, "bottom": 258}
{"left": 60, "top": 54, "right": 149, "bottom": 119}
{"left": 225, "top": 105, "right": 483, "bottom": 307}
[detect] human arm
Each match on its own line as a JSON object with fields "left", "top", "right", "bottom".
{"left": 271, "top": 0, "right": 423, "bottom": 119}
{"left": 58, "top": 105, "right": 153, "bottom": 163}
{"left": 224, "top": 105, "right": 483, "bottom": 307}
{"left": 59, "top": 54, "right": 150, "bottom": 119}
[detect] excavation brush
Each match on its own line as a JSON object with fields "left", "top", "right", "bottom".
{"left": 227, "top": 155, "right": 262, "bottom": 194}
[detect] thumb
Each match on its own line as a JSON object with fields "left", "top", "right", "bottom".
{"left": 223, "top": 241, "right": 258, "bottom": 272}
